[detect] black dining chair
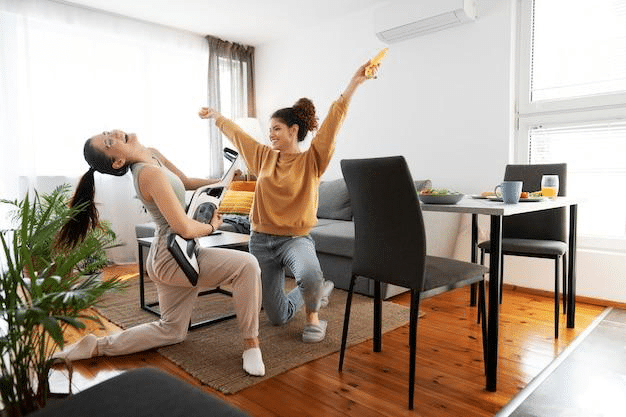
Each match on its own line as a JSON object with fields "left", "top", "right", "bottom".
{"left": 478, "top": 163, "right": 567, "bottom": 338}
{"left": 338, "top": 156, "right": 488, "bottom": 410}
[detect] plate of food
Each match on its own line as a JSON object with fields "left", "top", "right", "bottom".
{"left": 471, "top": 192, "right": 496, "bottom": 199}
{"left": 418, "top": 189, "right": 464, "bottom": 205}
{"left": 486, "top": 191, "right": 547, "bottom": 202}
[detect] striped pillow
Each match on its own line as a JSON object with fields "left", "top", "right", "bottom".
{"left": 219, "top": 190, "right": 254, "bottom": 215}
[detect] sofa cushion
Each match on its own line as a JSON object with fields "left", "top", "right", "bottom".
{"left": 315, "top": 218, "right": 340, "bottom": 228}
{"left": 310, "top": 221, "right": 355, "bottom": 258}
{"left": 317, "top": 178, "right": 431, "bottom": 221}
{"left": 317, "top": 178, "right": 352, "bottom": 221}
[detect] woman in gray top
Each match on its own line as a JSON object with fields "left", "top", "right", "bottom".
{"left": 54, "top": 130, "right": 265, "bottom": 376}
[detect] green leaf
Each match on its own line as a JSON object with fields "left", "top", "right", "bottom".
{"left": 0, "top": 185, "right": 125, "bottom": 410}
{"left": 39, "top": 316, "right": 64, "bottom": 347}
{"left": 54, "top": 316, "right": 85, "bottom": 330}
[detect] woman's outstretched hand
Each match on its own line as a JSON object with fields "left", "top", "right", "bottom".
{"left": 342, "top": 60, "right": 377, "bottom": 101}
{"left": 354, "top": 61, "right": 375, "bottom": 85}
{"left": 198, "top": 107, "right": 221, "bottom": 119}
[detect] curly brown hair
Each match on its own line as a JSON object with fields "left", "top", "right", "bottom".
{"left": 272, "top": 97, "right": 319, "bottom": 141}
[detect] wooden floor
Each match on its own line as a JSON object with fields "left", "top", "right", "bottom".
{"left": 54, "top": 264, "right": 605, "bottom": 417}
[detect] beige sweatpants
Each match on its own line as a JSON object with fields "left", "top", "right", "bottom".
{"left": 96, "top": 235, "right": 262, "bottom": 356}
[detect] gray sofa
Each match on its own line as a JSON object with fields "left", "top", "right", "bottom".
{"left": 135, "top": 177, "right": 431, "bottom": 300}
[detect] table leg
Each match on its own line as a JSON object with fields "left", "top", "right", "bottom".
{"left": 470, "top": 214, "right": 479, "bottom": 306}
{"left": 374, "top": 280, "right": 382, "bottom": 352}
{"left": 136, "top": 238, "right": 237, "bottom": 329}
{"left": 567, "top": 204, "right": 577, "bottom": 328}
{"left": 138, "top": 241, "right": 146, "bottom": 309}
{"left": 138, "top": 240, "right": 161, "bottom": 318}
{"left": 487, "top": 215, "right": 502, "bottom": 392}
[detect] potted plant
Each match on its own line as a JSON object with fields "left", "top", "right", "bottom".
{"left": 0, "top": 185, "right": 125, "bottom": 416}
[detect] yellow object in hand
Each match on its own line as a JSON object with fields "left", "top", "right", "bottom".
{"left": 365, "top": 48, "right": 388, "bottom": 78}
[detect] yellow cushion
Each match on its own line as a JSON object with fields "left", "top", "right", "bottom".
{"left": 219, "top": 190, "right": 254, "bottom": 215}
{"left": 229, "top": 181, "right": 256, "bottom": 192}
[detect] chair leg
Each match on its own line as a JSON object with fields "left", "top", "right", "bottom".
{"left": 562, "top": 254, "right": 568, "bottom": 314}
{"left": 338, "top": 275, "right": 357, "bottom": 372}
{"left": 374, "top": 280, "right": 382, "bottom": 352}
{"left": 554, "top": 258, "right": 560, "bottom": 339}
{"left": 478, "top": 249, "right": 485, "bottom": 324}
{"left": 479, "top": 280, "right": 488, "bottom": 375}
{"left": 408, "top": 289, "right": 421, "bottom": 410}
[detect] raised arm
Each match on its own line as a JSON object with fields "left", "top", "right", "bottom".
{"left": 138, "top": 165, "right": 221, "bottom": 239}
{"left": 308, "top": 60, "right": 378, "bottom": 175}
{"left": 198, "top": 108, "right": 268, "bottom": 176}
{"left": 341, "top": 60, "right": 374, "bottom": 102}
{"left": 148, "top": 147, "right": 219, "bottom": 190}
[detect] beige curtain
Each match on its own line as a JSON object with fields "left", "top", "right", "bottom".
{"left": 206, "top": 35, "right": 256, "bottom": 177}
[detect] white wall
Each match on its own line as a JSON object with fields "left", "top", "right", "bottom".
{"left": 255, "top": 0, "right": 516, "bottom": 258}
{"left": 255, "top": 0, "right": 626, "bottom": 304}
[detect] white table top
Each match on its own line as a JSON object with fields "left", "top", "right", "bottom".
{"left": 197, "top": 231, "right": 250, "bottom": 247}
{"left": 419, "top": 196, "right": 579, "bottom": 216}
{"left": 139, "top": 230, "right": 250, "bottom": 248}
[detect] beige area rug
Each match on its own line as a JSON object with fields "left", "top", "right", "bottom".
{"left": 94, "top": 276, "right": 409, "bottom": 394}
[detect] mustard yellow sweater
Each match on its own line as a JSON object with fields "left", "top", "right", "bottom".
{"left": 215, "top": 95, "right": 349, "bottom": 236}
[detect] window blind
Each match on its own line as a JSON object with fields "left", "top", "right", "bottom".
{"left": 529, "top": 122, "right": 626, "bottom": 238}
{"left": 531, "top": 0, "right": 626, "bottom": 101}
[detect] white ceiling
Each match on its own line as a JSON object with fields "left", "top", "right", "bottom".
{"left": 60, "top": 0, "right": 388, "bottom": 46}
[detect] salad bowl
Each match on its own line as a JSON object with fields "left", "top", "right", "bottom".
{"left": 418, "top": 189, "right": 464, "bottom": 205}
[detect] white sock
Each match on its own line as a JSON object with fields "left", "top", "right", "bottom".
{"left": 242, "top": 347, "right": 265, "bottom": 377}
{"left": 53, "top": 334, "right": 98, "bottom": 361}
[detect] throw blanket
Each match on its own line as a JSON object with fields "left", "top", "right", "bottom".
{"left": 222, "top": 214, "right": 251, "bottom": 234}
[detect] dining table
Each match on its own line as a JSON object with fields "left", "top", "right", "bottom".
{"left": 419, "top": 195, "right": 579, "bottom": 392}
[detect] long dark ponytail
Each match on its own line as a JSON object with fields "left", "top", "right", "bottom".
{"left": 57, "top": 167, "right": 98, "bottom": 249}
{"left": 56, "top": 138, "right": 129, "bottom": 249}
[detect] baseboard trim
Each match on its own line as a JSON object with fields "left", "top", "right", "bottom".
{"left": 495, "top": 281, "right": 626, "bottom": 309}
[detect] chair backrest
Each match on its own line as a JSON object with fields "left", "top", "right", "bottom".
{"left": 503, "top": 163, "right": 567, "bottom": 242}
{"left": 340, "top": 156, "right": 426, "bottom": 290}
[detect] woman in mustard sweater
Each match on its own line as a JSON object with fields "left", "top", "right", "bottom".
{"left": 199, "top": 60, "right": 376, "bottom": 342}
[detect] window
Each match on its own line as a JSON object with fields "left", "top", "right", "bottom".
{"left": 217, "top": 57, "right": 249, "bottom": 120}
{"left": 0, "top": 4, "right": 210, "bottom": 182}
{"left": 0, "top": 2, "right": 211, "bottom": 263}
{"left": 529, "top": 122, "right": 626, "bottom": 239}
{"left": 530, "top": 0, "right": 626, "bottom": 102}
{"left": 206, "top": 37, "right": 255, "bottom": 177}
{"left": 517, "top": 0, "right": 626, "bottom": 250}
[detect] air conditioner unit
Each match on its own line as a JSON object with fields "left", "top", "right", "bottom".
{"left": 375, "top": 0, "right": 477, "bottom": 43}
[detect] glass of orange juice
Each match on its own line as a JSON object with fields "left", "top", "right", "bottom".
{"left": 541, "top": 175, "right": 559, "bottom": 199}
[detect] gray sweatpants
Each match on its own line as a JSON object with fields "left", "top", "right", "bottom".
{"left": 96, "top": 235, "right": 262, "bottom": 356}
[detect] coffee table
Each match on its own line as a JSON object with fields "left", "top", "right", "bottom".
{"left": 137, "top": 231, "right": 250, "bottom": 330}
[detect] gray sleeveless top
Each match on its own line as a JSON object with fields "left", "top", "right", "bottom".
{"left": 131, "top": 162, "right": 186, "bottom": 238}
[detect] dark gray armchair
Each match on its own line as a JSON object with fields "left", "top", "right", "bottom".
{"left": 338, "top": 156, "right": 488, "bottom": 410}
